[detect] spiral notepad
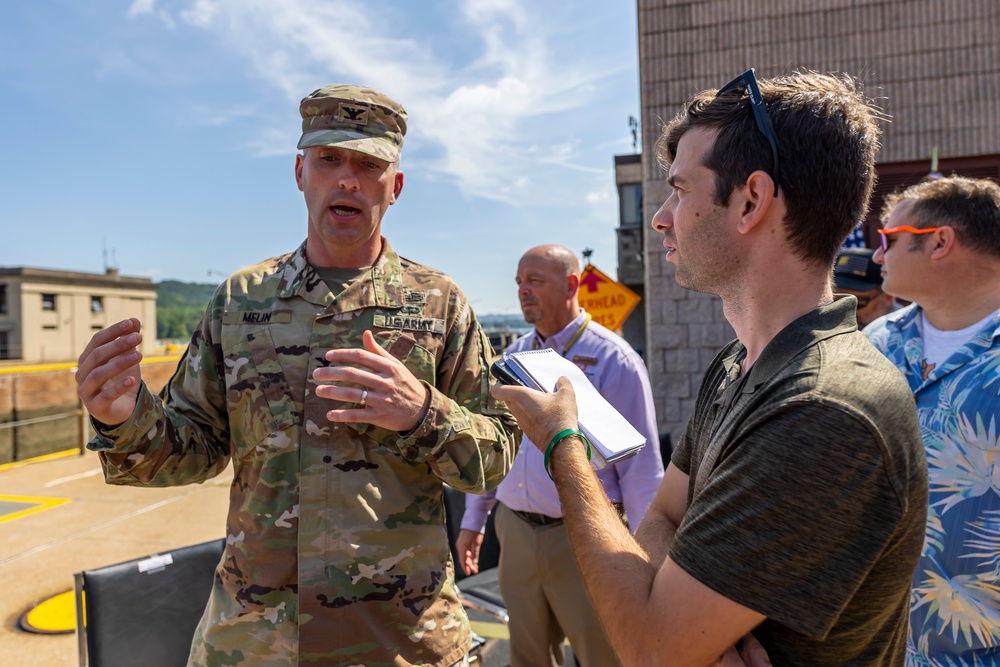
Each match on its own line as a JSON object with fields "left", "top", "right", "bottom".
{"left": 504, "top": 348, "right": 646, "bottom": 469}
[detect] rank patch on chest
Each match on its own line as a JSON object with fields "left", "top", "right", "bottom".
{"left": 222, "top": 310, "right": 293, "bottom": 325}
{"left": 405, "top": 291, "right": 427, "bottom": 307}
{"left": 373, "top": 314, "right": 445, "bottom": 334}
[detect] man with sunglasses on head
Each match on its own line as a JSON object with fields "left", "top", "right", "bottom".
{"left": 493, "top": 69, "right": 928, "bottom": 666}
{"left": 866, "top": 176, "right": 1000, "bottom": 667}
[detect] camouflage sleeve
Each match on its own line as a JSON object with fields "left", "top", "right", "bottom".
{"left": 394, "top": 294, "right": 520, "bottom": 494}
{"left": 87, "top": 303, "right": 232, "bottom": 487}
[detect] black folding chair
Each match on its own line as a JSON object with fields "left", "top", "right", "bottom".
{"left": 442, "top": 484, "right": 511, "bottom": 667}
{"left": 74, "top": 538, "right": 224, "bottom": 667}
{"left": 443, "top": 483, "right": 500, "bottom": 581}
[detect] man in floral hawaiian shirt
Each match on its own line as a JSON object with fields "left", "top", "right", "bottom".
{"left": 867, "top": 176, "right": 1000, "bottom": 666}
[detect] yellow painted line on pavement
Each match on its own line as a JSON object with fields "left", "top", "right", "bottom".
{"left": 469, "top": 619, "right": 509, "bottom": 640}
{"left": 0, "top": 494, "right": 71, "bottom": 524}
{"left": 0, "top": 448, "right": 80, "bottom": 472}
{"left": 0, "top": 361, "right": 79, "bottom": 375}
{"left": 0, "top": 354, "right": 183, "bottom": 375}
{"left": 143, "top": 354, "right": 184, "bottom": 364}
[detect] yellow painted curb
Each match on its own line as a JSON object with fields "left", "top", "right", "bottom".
{"left": 18, "top": 590, "right": 76, "bottom": 634}
{"left": 0, "top": 354, "right": 182, "bottom": 376}
{"left": 469, "top": 619, "right": 509, "bottom": 640}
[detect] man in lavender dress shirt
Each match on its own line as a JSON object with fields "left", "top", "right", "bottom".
{"left": 457, "top": 244, "right": 663, "bottom": 667}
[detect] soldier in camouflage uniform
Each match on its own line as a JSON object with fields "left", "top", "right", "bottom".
{"left": 76, "top": 84, "right": 521, "bottom": 667}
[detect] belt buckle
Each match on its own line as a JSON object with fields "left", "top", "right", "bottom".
{"left": 515, "top": 509, "right": 560, "bottom": 526}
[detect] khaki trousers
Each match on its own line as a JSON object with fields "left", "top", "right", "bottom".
{"left": 494, "top": 503, "right": 621, "bottom": 667}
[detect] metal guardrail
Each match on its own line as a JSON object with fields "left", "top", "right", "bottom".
{"left": 0, "top": 409, "right": 85, "bottom": 429}
{"left": 0, "top": 356, "right": 184, "bottom": 461}
{"left": 0, "top": 408, "right": 90, "bottom": 455}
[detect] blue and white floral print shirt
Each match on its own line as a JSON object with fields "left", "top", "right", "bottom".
{"left": 867, "top": 304, "right": 1000, "bottom": 667}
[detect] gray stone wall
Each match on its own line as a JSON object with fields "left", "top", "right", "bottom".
{"left": 637, "top": 0, "right": 1000, "bottom": 442}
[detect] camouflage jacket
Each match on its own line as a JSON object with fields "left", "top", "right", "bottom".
{"left": 89, "top": 239, "right": 520, "bottom": 666}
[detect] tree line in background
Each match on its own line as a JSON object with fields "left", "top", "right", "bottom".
{"left": 156, "top": 281, "right": 218, "bottom": 340}
{"left": 155, "top": 280, "right": 528, "bottom": 341}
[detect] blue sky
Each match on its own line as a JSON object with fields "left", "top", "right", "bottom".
{"left": 0, "top": 0, "right": 642, "bottom": 315}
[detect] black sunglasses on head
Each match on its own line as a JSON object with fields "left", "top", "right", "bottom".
{"left": 716, "top": 68, "right": 781, "bottom": 189}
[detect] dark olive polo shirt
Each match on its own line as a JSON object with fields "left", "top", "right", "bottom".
{"left": 671, "top": 297, "right": 928, "bottom": 667}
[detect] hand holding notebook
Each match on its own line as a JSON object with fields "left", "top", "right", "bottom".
{"left": 495, "top": 348, "right": 646, "bottom": 469}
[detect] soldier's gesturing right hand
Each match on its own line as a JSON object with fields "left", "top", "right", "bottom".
{"left": 76, "top": 318, "right": 144, "bottom": 428}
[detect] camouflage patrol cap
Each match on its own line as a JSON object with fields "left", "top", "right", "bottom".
{"left": 297, "top": 84, "right": 407, "bottom": 162}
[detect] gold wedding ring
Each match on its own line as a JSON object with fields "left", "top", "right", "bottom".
{"left": 359, "top": 389, "right": 368, "bottom": 408}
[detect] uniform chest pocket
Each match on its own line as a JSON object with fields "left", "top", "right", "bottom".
{"left": 344, "top": 329, "right": 437, "bottom": 446}
{"left": 223, "top": 327, "right": 299, "bottom": 455}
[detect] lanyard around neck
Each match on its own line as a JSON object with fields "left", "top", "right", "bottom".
{"left": 532, "top": 313, "right": 592, "bottom": 357}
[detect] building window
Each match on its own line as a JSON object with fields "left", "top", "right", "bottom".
{"left": 91, "top": 296, "right": 104, "bottom": 314}
{"left": 619, "top": 183, "right": 643, "bottom": 228}
{"left": 0, "top": 285, "right": 6, "bottom": 314}
{"left": 42, "top": 293, "right": 57, "bottom": 311}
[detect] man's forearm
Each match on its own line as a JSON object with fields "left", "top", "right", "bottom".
{"left": 633, "top": 511, "right": 677, "bottom": 569}
{"left": 549, "top": 436, "right": 662, "bottom": 662}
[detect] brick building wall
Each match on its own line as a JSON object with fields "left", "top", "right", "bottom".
{"left": 637, "top": 0, "right": 1000, "bottom": 442}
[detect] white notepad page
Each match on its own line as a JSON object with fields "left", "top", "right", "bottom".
{"left": 505, "top": 348, "right": 646, "bottom": 468}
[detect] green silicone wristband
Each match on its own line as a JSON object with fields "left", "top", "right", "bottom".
{"left": 544, "top": 428, "right": 592, "bottom": 481}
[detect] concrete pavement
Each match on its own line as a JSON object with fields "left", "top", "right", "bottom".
{"left": 0, "top": 449, "right": 230, "bottom": 666}
{"left": 0, "top": 452, "right": 521, "bottom": 666}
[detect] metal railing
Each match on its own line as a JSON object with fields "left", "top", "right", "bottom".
{"left": 0, "top": 407, "right": 90, "bottom": 455}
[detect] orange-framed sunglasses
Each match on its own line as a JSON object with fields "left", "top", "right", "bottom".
{"left": 877, "top": 225, "right": 965, "bottom": 251}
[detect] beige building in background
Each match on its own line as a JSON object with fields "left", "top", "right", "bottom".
{"left": 615, "top": 152, "right": 647, "bottom": 357}
{"left": 636, "top": 0, "right": 1000, "bottom": 442}
{"left": 0, "top": 267, "right": 157, "bottom": 363}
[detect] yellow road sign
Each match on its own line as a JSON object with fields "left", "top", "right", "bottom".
{"left": 578, "top": 264, "right": 641, "bottom": 332}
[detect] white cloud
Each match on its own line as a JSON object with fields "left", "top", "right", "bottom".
{"left": 96, "top": 48, "right": 151, "bottom": 80}
{"left": 180, "top": 104, "right": 261, "bottom": 128}
{"left": 128, "top": 0, "right": 177, "bottom": 29}
{"left": 585, "top": 188, "right": 612, "bottom": 205}
{"left": 125, "top": 0, "right": 619, "bottom": 206}
{"left": 179, "top": 0, "right": 218, "bottom": 27}
{"left": 244, "top": 125, "right": 299, "bottom": 159}
{"left": 127, "top": 0, "right": 156, "bottom": 17}
{"left": 584, "top": 185, "right": 617, "bottom": 220}
{"left": 183, "top": 0, "right": 442, "bottom": 102}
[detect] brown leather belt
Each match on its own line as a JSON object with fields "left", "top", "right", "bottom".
{"left": 509, "top": 501, "right": 625, "bottom": 528}
{"left": 510, "top": 508, "right": 563, "bottom": 526}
